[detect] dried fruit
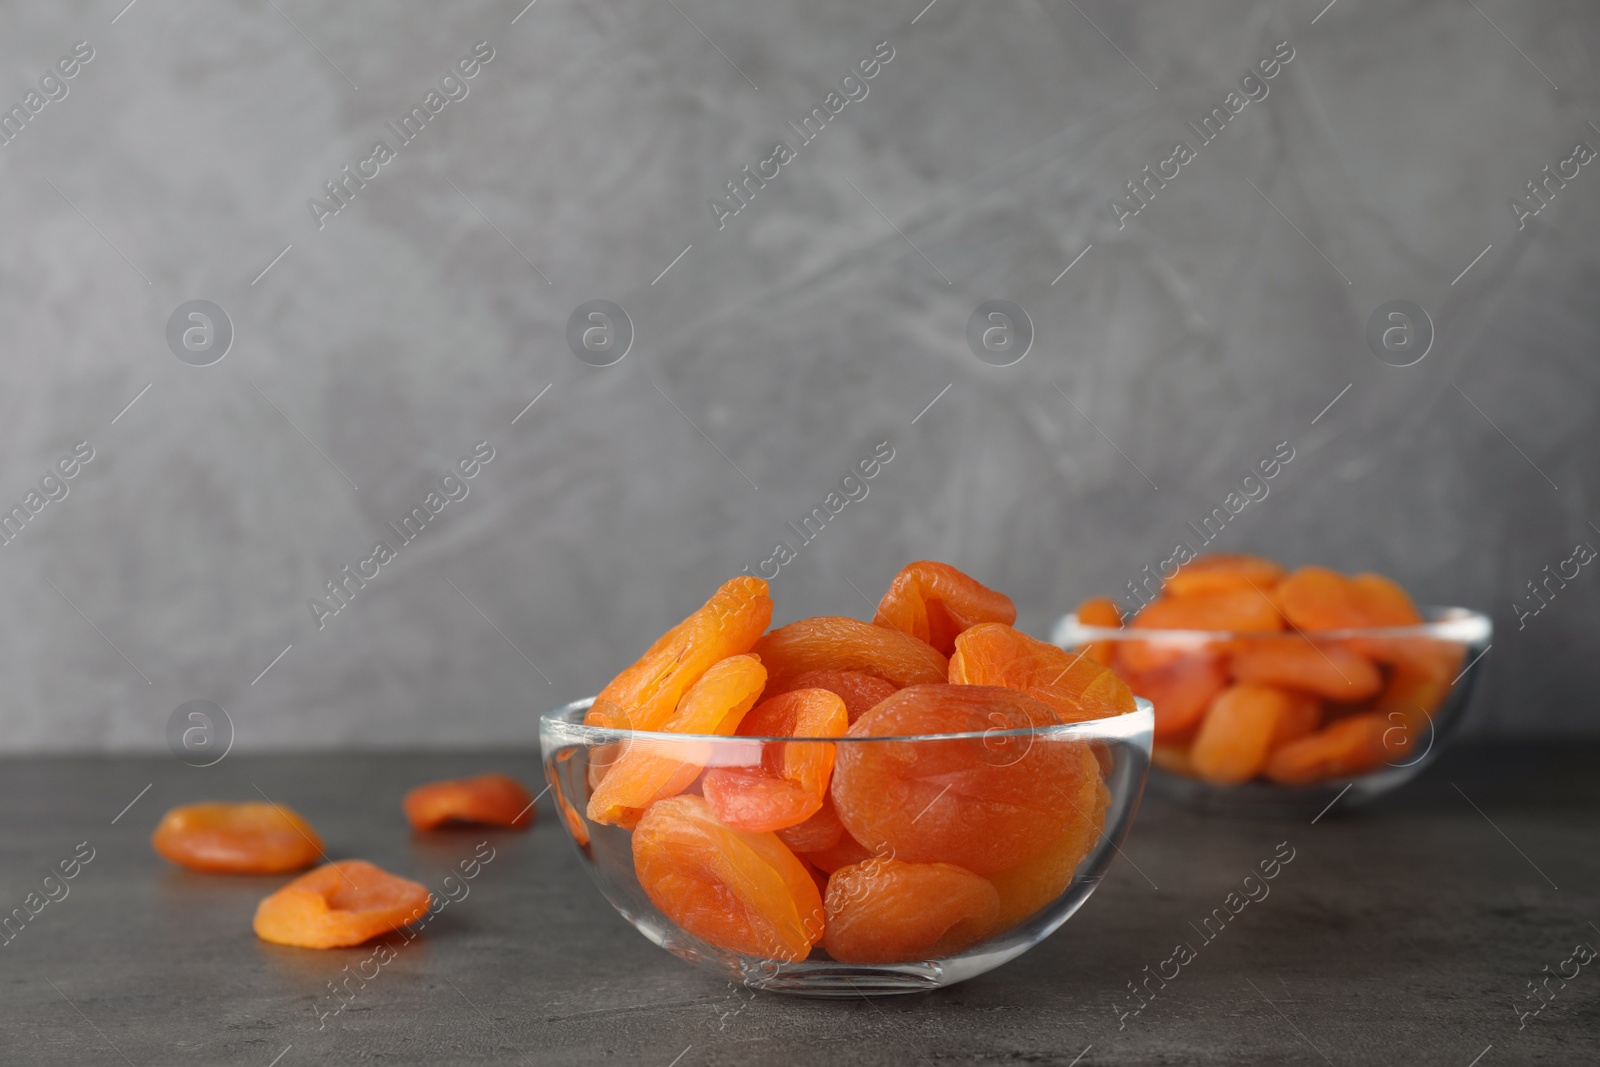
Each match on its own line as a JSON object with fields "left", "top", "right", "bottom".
{"left": 831, "top": 685, "right": 1087, "bottom": 875}
{"left": 1274, "top": 567, "right": 1421, "bottom": 631}
{"left": 822, "top": 857, "right": 1000, "bottom": 963}
{"left": 587, "top": 577, "right": 771, "bottom": 730}
{"left": 872, "top": 560, "right": 1017, "bottom": 656}
{"left": 1164, "top": 553, "right": 1286, "bottom": 597}
{"left": 1190, "top": 685, "right": 1321, "bottom": 785}
{"left": 151, "top": 802, "right": 323, "bottom": 875}
{"left": 633, "top": 795, "right": 822, "bottom": 961}
{"left": 253, "top": 860, "right": 430, "bottom": 949}
{"left": 1072, "top": 597, "right": 1124, "bottom": 665}
{"left": 949, "top": 622, "right": 1136, "bottom": 723}
{"left": 1117, "top": 649, "right": 1230, "bottom": 743}
{"left": 763, "top": 669, "right": 898, "bottom": 725}
{"left": 987, "top": 747, "right": 1107, "bottom": 929}
{"left": 587, "top": 654, "right": 767, "bottom": 828}
{"left": 403, "top": 774, "right": 536, "bottom": 831}
{"left": 701, "top": 689, "right": 849, "bottom": 832}
{"left": 1229, "top": 637, "right": 1382, "bottom": 701}
{"left": 1263, "top": 713, "right": 1394, "bottom": 784}
{"left": 752, "top": 616, "right": 948, "bottom": 688}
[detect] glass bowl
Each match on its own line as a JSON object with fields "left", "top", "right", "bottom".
{"left": 540, "top": 694, "right": 1152, "bottom": 997}
{"left": 1050, "top": 607, "right": 1491, "bottom": 817}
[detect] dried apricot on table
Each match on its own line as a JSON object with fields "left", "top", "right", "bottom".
{"left": 1190, "top": 685, "right": 1322, "bottom": 785}
{"left": 702, "top": 689, "right": 849, "bottom": 832}
{"left": 1263, "top": 712, "right": 1395, "bottom": 784}
{"left": 987, "top": 746, "right": 1107, "bottom": 929}
{"left": 404, "top": 773, "right": 536, "bottom": 831}
{"left": 831, "top": 684, "right": 1088, "bottom": 875}
{"left": 762, "top": 669, "right": 898, "bottom": 725}
{"left": 587, "top": 654, "right": 767, "bottom": 828}
{"left": 752, "top": 616, "right": 948, "bottom": 688}
{"left": 633, "top": 795, "right": 822, "bottom": 961}
{"left": 950, "top": 622, "right": 1136, "bottom": 723}
{"left": 1164, "top": 553, "right": 1286, "bottom": 598}
{"left": 587, "top": 576, "right": 772, "bottom": 731}
{"left": 1229, "top": 637, "right": 1382, "bottom": 701}
{"left": 253, "top": 860, "right": 431, "bottom": 949}
{"left": 822, "top": 857, "right": 1000, "bottom": 963}
{"left": 871, "top": 560, "right": 1017, "bottom": 656}
{"left": 151, "top": 802, "right": 324, "bottom": 874}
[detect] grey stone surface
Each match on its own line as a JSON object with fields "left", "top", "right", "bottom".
{"left": 0, "top": 0, "right": 1596, "bottom": 750}
{"left": 0, "top": 745, "right": 1595, "bottom": 1064}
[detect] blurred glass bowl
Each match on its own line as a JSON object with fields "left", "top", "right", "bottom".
{"left": 1051, "top": 607, "right": 1491, "bottom": 817}
{"left": 540, "top": 695, "right": 1152, "bottom": 996}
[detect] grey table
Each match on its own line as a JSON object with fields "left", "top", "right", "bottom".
{"left": 1, "top": 744, "right": 1594, "bottom": 1066}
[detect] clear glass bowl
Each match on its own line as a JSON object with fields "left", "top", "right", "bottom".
{"left": 1050, "top": 607, "right": 1491, "bottom": 817}
{"left": 540, "top": 695, "right": 1152, "bottom": 997}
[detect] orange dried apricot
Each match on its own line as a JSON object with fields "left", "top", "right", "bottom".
{"left": 1190, "top": 685, "right": 1320, "bottom": 785}
{"left": 949, "top": 623, "right": 1136, "bottom": 723}
{"left": 632, "top": 795, "right": 823, "bottom": 961}
{"left": 1073, "top": 596, "right": 1123, "bottom": 665}
{"left": 802, "top": 827, "right": 874, "bottom": 873}
{"left": 1164, "top": 553, "right": 1286, "bottom": 597}
{"left": 1229, "top": 637, "right": 1382, "bottom": 701}
{"left": 763, "top": 669, "right": 898, "bottom": 725}
{"left": 403, "top": 773, "right": 535, "bottom": 831}
{"left": 831, "top": 685, "right": 1087, "bottom": 875}
{"left": 752, "top": 616, "right": 948, "bottom": 688}
{"left": 776, "top": 793, "right": 847, "bottom": 853}
{"left": 987, "top": 746, "right": 1106, "bottom": 929}
{"left": 701, "top": 689, "right": 849, "bottom": 832}
{"left": 1117, "top": 650, "right": 1230, "bottom": 743}
{"left": 872, "top": 560, "right": 1017, "bottom": 656}
{"left": 1263, "top": 712, "right": 1394, "bottom": 784}
{"left": 822, "top": 857, "right": 1000, "bottom": 963}
{"left": 1274, "top": 566, "right": 1421, "bottom": 631}
{"left": 1131, "top": 585, "right": 1285, "bottom": 633}
{"left": 151, "top": 802, "right": 323, "bottom": 874}
{"left": 253, "top": 860, "right": 431, "bottom": 949}
{"left": 588, "top": 576, "right": 772, "bottom": 730}
{"left": 587, "top": 654, "right": 766, "bottom": 828}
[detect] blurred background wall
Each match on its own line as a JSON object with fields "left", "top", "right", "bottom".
{"left": 1, "top": 0, "right": 1595, "bottom": 750}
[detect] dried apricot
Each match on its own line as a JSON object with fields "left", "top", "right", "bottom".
{"left": 1072, "top": 597, "right": 1123, "bottom": 666}
{"left": 987, "top": 746, "right": 1106, "bottom": 929}
{"left": 776, "top": 793, "right": 847, "bottom": 853}
{"left": 752, "top": 616, "right": 948, "bottom": 688}
{"left": 632, "top": 795, "right": 822, "bottom": 961}
{"left": 1263, "top": 712, "right": 1394, "bottom": 784}
{"left": 151, "top": 802, "right": 323, "bottom": 874}
{"left": 1190, "top": 685, "right": 1321, "bottom": 785}
{"left": 1229, "top": 637, "right": 1382, "bottom": 701}
{"left": 1165, "top": 553, "right": 1286, "bottom": 597}
{"left": 253, "top": 860, "right": 431, "bottom": 949}
{"left": 1274, "top": 567, "right": 1421, "bottom": 631}
{"left": 702, "top": 689, "right": 849, "bottom": 832}
{"left": 831, "top": 685, "right": 1087, "bottom": 875}
{"left": 949, "top": 623, "right": 1136, "bottom": 723}
{"left": 822, "top": 857, "right": 1000, "bottom": 963}
{"left": 872, "top": 561, "right": 1017, "bottom": 656}
{"left": 763, "top": 669, "right": 898, "bottom": 724}
{"left": 588, "top": 576, "right": 772, "bottom": 730}
{"left": 1116, "top": 649, "right": 1230, "bottom": 743}
{"left": 802, "top": 826, "right": 874, "bottom": 873}
{"left": 587, "top": 654, "right": 766, "bottom": 828}
{"left": 403, "top": 773, "right": 535, "bottom": 831}
{"left": 1131, "top": 586, "right": 1284, "bottom": 633}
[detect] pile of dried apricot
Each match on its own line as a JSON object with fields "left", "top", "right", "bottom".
{"left": 1072, "top": 555, "right": 1463, "bottom": 786}
{"left": 582, "top": 561, "right": 1137, "bottom": 964}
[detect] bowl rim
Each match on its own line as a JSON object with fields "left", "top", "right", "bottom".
{"left": 1052, "top": 604, "right": 1492, "bottom": 644}
{"left": 541, "top": 695, "right": 1153, "bottom": 745}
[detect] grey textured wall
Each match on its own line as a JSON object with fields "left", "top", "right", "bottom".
{"left": 2, "top": 0, "right": 1596, "bottom": 751}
